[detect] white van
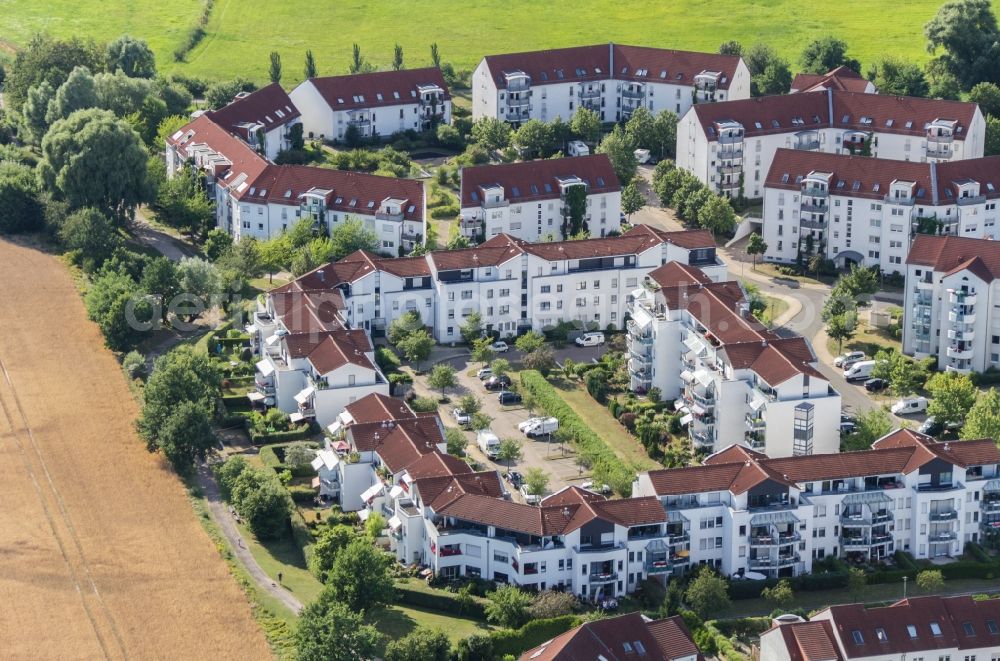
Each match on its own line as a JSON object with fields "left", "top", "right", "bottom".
{"left": 477, "top": 430, "right": 501, "bottom": 459}
{"left": 575, "top": 332, "right": 605, "bottom": 347}
{"left": 634, "top": 148, "right": 651, "bottom": 164}
{"left": 891, "top": 396, "right": 929, "bottom": 415}
{"left": 844, "top": 360, "right": 876, "bottom": 381}
{"left": 568, "top": 140, "right": 590, "bottom": 157}
{"left": 518, "top": 417, "right": 559, "bottom": 437}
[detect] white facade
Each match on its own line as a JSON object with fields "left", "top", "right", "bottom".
{"left": 473, "top": 44, "right": 750, "bottom": 126}
{"left": 677, "top": 89, "right": 985, "bottom": 200}
{"left": 903, "top": 235, "right": 1000, "bottom": 374}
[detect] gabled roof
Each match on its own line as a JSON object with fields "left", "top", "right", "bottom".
{"left": 404, "top": 452, "right": 473, "bottom": 481}
{"left": 906, "top": 234, "right": 1000, "bottom": 281}
{"left": 460, "top": 154, "right": 620, "bottom": 207}
{"left": 413, "top": 471, "right": 506, "bottom": 510}
{"left": 343, "top": 393, "right": 415, "bottom": 425}
{"left": 623, "top": 224, "right": 717, "bottom": 251}
{"left": 302, "top": 67, "right": 450, "bottom": 112}
{"left": 268, "top": 289, "right": 346, "bottom": 334}
{"left": 483, "top": 43, "right": 742, "bottom": 91}
{"left": 429, "top": 234, "right": 526, "bottom": 271}
{"left": 367, "top": 417, "right": 445, "bottom": 473}
{"left": 767, "top": 149, "right": 935, "bottom": 203}
{"left": 791, "top": 66, "right": 874, "bottom": 95}
{"left": 646, "top": 261, "right": 713, "bottom": 290}
{"left": 168, "top": 113, "right": 269, "bottom": 187}
{"left": 518, "top": 612, "right": 702, "bottom": 661}
{"left": 766, "top": 620, "right": 842, "bottom": 661}
{"left": 299, "top": 329, "right": 374, "bottom": 375}
{"left": 206, "top": 83, "right": 301, "bottom": 133}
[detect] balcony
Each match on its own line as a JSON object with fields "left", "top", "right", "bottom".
{"left": 794, "top": 139, "right": 821, "bottom": 151}
{"left": 574, "top": 542, "right": 625, "bottom": 554}
{"left": 645, "top": 559, "right": 672, "bottom": 574}
{"left": 691, "top": 431, "right": 713, "bottom": 447}
{"left": 947, "top": 329, "right": 974, "bottom": 341}
{"left": 841, "top": 536, "right": 872, "bottom": 549}
{"left": 745, "top": 414, "right": 766, "bottom": 431}
{"left": 749, "top": 532, "right": 801, "bottom": 547}
{"left": 667, "top": 532, "right": 690, "bottom": 545}
{"left": 621, "top": 88, "right": 645, "bottom": 100}
{"left": 718, "top": 149, "right": 743, "bottom": 160}
{"left": 800, "top": 202, "right": 828, "bottom": 214}
{"left": 927, "top": 145, "right": 953, "bottom": 159}
{"left": 950, "top": 291, "right": 977, "bottom": 306}
{"left": 928, "top": 531, "right": 956, "bottom": 543}
{"left": 982, "top": 500, "right": 1000, "bottom": 513}
{"left": 948, "top": 311, "right": 976, "bottom": 324}
{"left": 929, "top": 509, "right": 958, "bottom": 521}
{"left": 801, "top": 186, "right": 828, "bottom": 197}
{"left": 717, "top": 164, "right": 741, "bottom": 176}
{"left": 580, "top": 88, "right": 602, "bottom": 99}
{"left": 946, "top": 345, "right": 974, "bottom": 360}
{"left": 915, "top": 482, "right": 962, "bottom": 492}
{"left": 749, "top": 554, "right": 800, "bottom": 569}
{"left": 589, "top": 571, "right": 618, "bottom": 583}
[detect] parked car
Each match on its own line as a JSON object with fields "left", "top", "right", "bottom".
{"left": 841, "top": 413, "right": 856, "bottom": 424}
{"left": 834, "top": 351, "right": 866, "bottom": 368}
{"left": 844, "top": 360, "right": 876, "bottom": 381}
{"left": 840, "top": 420, "right": 857, "bottom": 435}
{"left": 452, "top": 408, "right": 471, "bottom": 425}
{"left": 505, "top": 471, "right": 524, "bottom": 489}
{"left": 919, "top": 417, "right": 944, "bottom": 436}
{"left": 864, "top": 378, "right": 889, "bottom": 393}
{"left": 498, "top": 391, "right": 523, "bottom": 405}
{"left": 891, "top": 396, "right": 929, "bottom": 416}
{"left": 575, "top": 332, "right": 605, "bottom": 347}
{"left": 491, "top": 341, "right": 509, "bottom": 353}
{"left": 520, "top": 484, "right": 541, "bottom": 505}
{"left": 477, "top": 430, "right": 501, "bottom": 459}
{"left": 519, "top": 416, "right": 559, "bottom": 437}
{"left": 484, "top": 375, "right": 512, "bottom": 391}
{"left": 581, "top": 480, "right": 612, "bottom": 494}
{"left": 477, "top": 367, "right": 493, "bottom": 380}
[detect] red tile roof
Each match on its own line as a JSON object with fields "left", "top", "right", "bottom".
{"left": 404, "top": 452, "right": 473, "bottom": 481}
{"left": 767, "top": 149, "right": 935, "bottom": 202}
{"left": 646, "top": 261, "right": 713, "bottom": 290}
{"left": 168, "top": 113, "right": 269, "bottom": 186}
{"left": 624, "top": 224, "right": 717, "bottom": 250}
{"left": 304, "top": 67, "right": 450, "bottom": 112}
{"left": 205, "top": 83, "right": 301, "bottom": 133}
{"left": 483, "top": 43, "right": 742, "bottom": 90}
{"left": 343, "top": 393, "right": 415, "bottom": 425}
{"left": 299, "top": 329, "right": 374, "bottom": 374}
{"left": 768, "top": 620, "right": 842, "bottom": 661}
{"left": 792, "top": 66, "right": 873, "bottom": 95}
{"left": 429, "top": 235, "right": 526, "bottom": 271}
{"left": 414, "top": 471, "right": 506, "bottom": 510}
{"left": 367, "top": 417, "right": 445, "bottom": 473}
{"left": 693, "top": 90, "right": 979, "bottom": 142}
{"left": 268, "top": 289, "right": 346, "bottom": 334}
{"left": 518, "top": 612, "right": 702, "bottom": 661}
{"left": 460, "top": 154, "right": 619, "bottom": 207}
{"left": 906, "top": 234, "right": 1000, "bottom": 281}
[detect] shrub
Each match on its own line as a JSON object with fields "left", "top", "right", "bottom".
{"left": 409, "top": 396, "right": 439, "bottom": 413}
{"left": 121, "top": 350, "right": 146, "bottom": 380}
{"left": 288, "top": 485, "right": 316, "bottom": 503}
{"left": 488, "top": 615, "right": 580, "bottom": 658}
{"left": 430, "top": 204, "right": 459, "bottom": 219}
{"left": 528, "top": 590, "right": 578, "bottom": 619}
{"left": 375, "top": 346, "right": 402, "bottom": 372}
{"left": 396, "top": 582, "right": 486, "bottom": 618}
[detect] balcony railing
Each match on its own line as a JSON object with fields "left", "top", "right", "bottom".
{"left": 718, "top": 149, "right": 743, "bottom": 160}
{"left": 800, "top": 202, "right": 828, "bottom": 213}
{"left": 915, "top": 482, "right": 962, "bottom": 492}
{"left": 929, "top": 510, "right": 958, "bottom": 521}
{"left": 749, "top": 554, "right": 800, "bottom": 569}
{"left": 645, "top": 559, "right": 671, "bottom": 574}
{"left": 801, "top": 186, "right": 828, "bottom": 197}
{"left": 795, "top": 139, "right": 820, "bottom": 151}
{"left": 589, "top": 571, "right": 618, "bottom": 583}
{"left": 950, "top": 291, "right": 977, "bottom": 306}
{"left": 929, "top": 531, "right": 956, "bottom": 542}
{"left": 574, "top": 543, "right": 625, "bottom": 554}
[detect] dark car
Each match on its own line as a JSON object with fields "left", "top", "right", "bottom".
{"left": 919, "top": 417, "right": 944, "bottom": 437}
{"left": 484, "top": 375, "right": 512, "bottom": 391}
{"left": 498, "top": 391, "right": 523, "bottom": 405}
{"left": 864, "top": 378, "right": 889, "bottom": 393}
{"left": 840, "top": 421, "right": 857, "bottom": 435}
{"left": 505, "top": 471, "right": 524, "bottom": 488}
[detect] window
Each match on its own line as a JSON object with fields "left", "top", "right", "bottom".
{"left": 851, "top": 630, "right": 864, "bottom": 645}
{"left": 963, "top": 622, "right": 975, "bottom": 636}
{"left": 907, "top": 625, "right": 918, "bottom": 638}
{"left": 875, "top": 628, "right": 888, "bottom": 642}
{"left": 930, "top": 622, "right": 942, "bottom": 637}
{"left": 986, "top": 619, "right": 999, "bottom": 634}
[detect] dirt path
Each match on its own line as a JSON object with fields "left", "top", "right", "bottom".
{"left": 0, "top": 239, "right": 271, "bottom": 659}
{"left": 195, "top": 464, "right": 304, "bottom": 614}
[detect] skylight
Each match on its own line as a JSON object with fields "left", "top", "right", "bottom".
{"left": 986, "top": 619, "right": 999, "bottom": 634}
{"left": 284, "top": 190, "right": 292, "bottom": 198}
{"left": 596, "top": 177, "right": 605, "bottom": 187}
{"left": 595, "top": 67, "right": 602, "bottom": 74}
{"left": 771, "top": 120, "right": 780, "bottom": 128}
{"left": 754, "top": 121, "right": 762, "bottom": 129}
{"left": 842, "top": 114, "right": 850, "bottom": 123}
{"left": 376, "top": 93, "right": 383, "bottom": 101}
{"left": 907, "top": 625, "right": 918, "bottom": 639}
{"left": 851, "top": 630, "right": 864, "bottom": 645}
{"left": 393, "top": 91, "right": 400, "bottom": 99}
{"left": 556, "top": 70, "right": 565, "bottom": 79}
{"left": 873, "top": 183, "right": 880, "bottom": 192}
{"left": 406, "top": 205, "right": 415, "bottom": 213}
{"left": 337, "top": 98, "right": 344, "bottom": 104}
{"left": 530, "top": 184, "right": 538, "bottom": 194}
{"left": 511, "top": 186, "right": 521, "bottom": 197}
{"left": 905, "top": 120, "right": 914, "bottom": 129}
{"left": 963, "top": 622, "right": 975, "bottom": 636}
{"left": 988, "top": 183, "right": 996, "bottom": 192}
{"left": 660, "top": 70, "right": 667, "bottom": 78}
{"left": 930, "top": 623, "right": 942, "bottom": 637}
{"left": 886, "top": 119, "right": 894, "bottom": 127}
{"left": 349, "top": 198, "right": 357, "bottom": 206}
{"left": 781, "top": 174, "right": 789, "bottom": 183}
{"left": 852, "top": 180, "right": 861, "bottom": 191}
{"left": 367, "top": 200, "right": 375, "bottom": 208}
{"left": 544, "top": 183, "right": 552, "bottom": 193}
{"left": 875, "top": 628, "right": 888, "bottom": 642}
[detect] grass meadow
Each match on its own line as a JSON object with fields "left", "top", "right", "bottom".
{"left": 3, "top": 1, "right": 997, "bottom": 86}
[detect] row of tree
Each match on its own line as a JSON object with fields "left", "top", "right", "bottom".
{"left": 650, "top": 160, "right": 738, "bottom": 235}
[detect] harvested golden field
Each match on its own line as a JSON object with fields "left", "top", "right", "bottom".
{"left": 0, "top": 239, "right": 272, "bottom": 660}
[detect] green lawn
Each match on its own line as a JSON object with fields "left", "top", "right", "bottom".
{"left": 759, "top": 294, "right": 790, "bottom": 328}
{"left": 552, "top": 378, "right": 659, "bottom": 471}
{"left": 827, "top": 320, "right": 901, "bottom": 358}
{"left": 3, "top": 1, "right": 992, "bottom": 84}
{"left": 236, "top": 521, "right": 325, "bottom": 606}
{"left": 370, "top": 605, "right": 493, "bottom": 654}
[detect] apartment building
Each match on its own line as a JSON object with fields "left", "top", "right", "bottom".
{"left": 677, "top": 89, "right": 984, "bottom": 199}
{"left": 290, "top": 68, "right": 452, "bottom": 142}
{"left": 519, "top": 612, "right": 701, "bottom": 661}
{"left": 760, "top": 596, "right": 1000, "bottom": 661}
{"left": 165, "top": 113, "right": 427, "bottom": 251}
{"left": 903, "top": 235, "right": 1000, "bottom": 374}
{"left": 459, "top": 155, "right": 622, "bottom": 242}
{"left": 250, "top": 224, "right": 722, "bottom": 344}
{"left": 392, "top": 481, "right": 681, "bottom": 599}
{"left": 633, "top": 431, "right": 1000, "bottom": 580}
{"left": 473, "top": 44, "right": 750, "bottom": 126}
{"left": 790, "top": 66, "right": 877, "bottom": 95}
{"left": 626, "top": 261, "right": 840, "bottom": 458}
{"left": 762, "top": 150, "right": 1000, "bottom": 274}
{"left": 200, "top": 83, "right": 303, "bottom": 161}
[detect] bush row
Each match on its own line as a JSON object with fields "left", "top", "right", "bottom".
{"left": 488, "top": 615, "right": 581, "bottom": 658}
{"left": 221, "top": 393, "right": 252, "bottom": 411}
{"left": 519, "top": 370, "right": 635, "bottom": 495}
{"left": 173, "top": 0, "right": 214, "bottom": 61}
{"left": 395, "top": 583, "right": 486, "bottom": 619}
{"left": 289, "top": 509, "right": 315, "bottom": 567}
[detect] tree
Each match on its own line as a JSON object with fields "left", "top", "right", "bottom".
{"left": 83, "top": 269, "right": 152, "bottom": 351}
{"left": 137, "top": 346, "right": 220, "bottom": 447}
{"left": 304, "top": 49, "right": 317, "bottom": 79}
{"left": 204, "top": 228, "right": 234, "bottom": 261}
{"left": 800, "top": 36, "right": 860, "bottom": 74}
{"left": 586, "top": 368, "right": 610, "bottom": 402}
{"left": 514, "top": 119, "right": 552, "bottom": 158}
{"left": 330, "top": 216, "right": 380, "bottom": 259}
{"left": 624, "top": 106, "right": 657, "bottom": 152}
{"left": 926, "top": 371, "right": 977, "bottom": 425}
{"left": 925, "top": 0, "right": 1000, "bottom": 91}
{"left": 696, "top": 195, "right": 737, "bottom": 235}
{"left": 651, "top": 110, "right": 679, "bottom": 160}
{"left": 469, "top": 411, "right": 493, "bottom": 432}
{"left": 140, "top": 256, "right": 180, "bottom": 323}
{"left": 309, "top": 525, "right": 356, "bottom": 581}
{"left": 459, "top": 311, "right": 484, "bottom": 345}
{"left": 392, "top": 44, "right": 404, "bottom": 71}
{"left": 514, "top": 331, "right": 545, "bottom": 354}
{"left": 397, "top": 329, "right": 434, "bottom": 369}
{"left": 284, "top": 444, "right": 314, "bottom": 469}
{"left": 38, "top": 108, "right": 149, "bottom": 224}
{"left": 459, "top": 394, "right": 482, "bottom": 417}
{"left": 471, "top": 336, "right": 496, "bottom": 365}
{"left": 20, "top": 81, "right": 56, "bottom": 144}
{"left": 523, "top": 346, "right": 557, "bottom": 377}
{"left": 105, "top": 35, "right": 156, "bottom": 78}
{"left": 205, "top": 77, "right": 257, "bottom": 110}
{"left": 889, "top": 355, "right": 925, "bottom": 398}
{"left": 385, "top": 629, "right": 450, "bottom": 661}
{"left": 761, "top": 579, "right": 794, "bottom": 607}
{"left": 3, "top": 34, "right": 104, "bottom": 112}
{"left": 268, "top": 51, "right": 282, "bottom": 83}
{"left": 916, "top": 569, "right": 945, "bottom": 593}
{"left": 428, "top": 363, "right": 457, "bottom": 399}
{"left": 350, "top": 44, "right": 368, "bottom": 74}
{"left": 844, "top": 407, "right": 893, "bottom": 451}
{"left": 430, "top": 43, "right": 441, "bottom": 68}
{"left": 523, "top": 467, "right": 549, "bottom": 497}
{"left": 970, "top": 82, "right": 1000, "bottom": 117}
{"left": 445, "top": 427, "right": 468, "bottom": 456}
{"left": 387, "top": 309, "right": 424, "bottom": 345}
{"left": 529, "top": 590, "right": 578, "bottom": 619}
{"left": 826, "top": 311, "right": 858, "bottom": 355}
{"left": 490, "top": 358, "right": 511, "bottom": 377}
{"left": 157, "top": 401, "right": 216, "bottom": 474}
{"left": 684, "top": 569, "right": 731, "bottom": 619}
{"left": 484, "top": 584, "right": 533, "bottom": 628}
{"left": 155, "top": 164, "right": 214, "bottom": 238}
{"left": 746, "top": 233, "right": 768, "bottom": 269}
{"left": 45, "top": 66, "right": 98, "bottom": 124}
{"left": 621, "top": 181, "right": 644, "bottom": 220}
{"left": 847, "top": 567, "right": 867, "bottom": 602}
{"left": 471, "top": 117, "right": 513, "bottom": 152}
{"left": 597, "top": 124, "right": 637, "bottom": 185}
{"left": 325, "top": 538, "right": 395, "bottom": 612}
{"left": 0, "top": 161, "right": 44, "bottom": 234}
{"left": 296, "top": 598, "right": 383, "bottom": 661}
{"left": 570, "top": 107, "right": 602, "bottom": 145}
{"left": 987, "top": 116, "right": 1000, "bottom": 157}
{"left": 562, "top": 184, "right": 588, "bottom": 238}
{"left": 176, "top": 257, "right": 222, "bottom": 320}
{"left": 231, "top": 468, "right": 292, "bottom": 540}
{"left": 756, "top": 60, "right": 793, "bottom": 95}
{"left": 718, "top": 41, "right": 743, "bottom": 56}
{"left": 866, "top": 57, "right": 929, "bottom": 97}
{"left": 60, "top": 207, "right": 120, "bottom": 270}
{"left": 365, "top": 511, "right": 387, "bottom": 538}
{"left": 496, "top": 437, "right": 522, "bottom": 471}
{"left": 962, "top": 388, "right": 1000, "bottom": 440}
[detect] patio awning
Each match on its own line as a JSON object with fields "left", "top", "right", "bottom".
{"left": 255, "top": 359, "right": 275, "bottom": 377}
{"left": 984, "top": 479, "right": 1000, "bottom": 492}
{"left": 666, "top": 510, "right": 689, "bottom": 523}
{"left": 690, "top": 404, "right": 706, "bottom": 417}
{"left": 680, "top": 370, "right": 694, "bottom": 384}
{"left": 389, "top": 484, "right": 404, "bottom": 499}
{"left": 294, "top": 386, "right": 315, "bottom": 404}
{"left": 289, "top": 412, "right": 306, "bottom": 424}
{"left": 679, "top": 413, "right": 693, "bottom": 426}
{"left": 694, "top": 369, "right": 713, "bottom": 387}
{"left": 388, "top": 515, "right": 402, "bottom": 531}
{"left": 246, "top": 392, "right": 265, "bottom": 402}
{"left": 265, "top": 334, "right": 281, "bottom": 347}
{"left": 311, "top": 455, "right": 326, "bottom": 471}
{"left": 750, "top": 511, "right": 799, "bottom": 525}
{"left": 360, "top": 483, "right": 384, "bottom": 503}
{"left": 332, "top": 440, "right": 349, "bottom": 452}
{"left": 674, "top": 399, "right": 687, "bottom": 411}
{"left": 684, "top": 335, "right": 706, "bottom": 356}
{"left": 843, "top": 491, "right": 893, "bottom": 506}
{"left": 327, "top": 421, "right": 343, "bottom": 436}
{"left": 748, "top": 396, "right": 767, "bottom": 412}
{"left": 357, "top": 508, "right": 371, "bottom": 521}
{"left": 311, "top": 477, "right": 321, "bottom": 488}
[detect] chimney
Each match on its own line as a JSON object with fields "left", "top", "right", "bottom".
{"left": 317, "top": 269, "right": 325, "bottom": 282}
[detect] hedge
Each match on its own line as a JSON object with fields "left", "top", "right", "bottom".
{"left": 288, "top": 485, "right": 316, "bottom": 503}
{"left": 250, "top": 425, "right": 314, "bottom": 445}
{"left": 260, "top": 445, "right": 316, "bottom": 478}
{"left": 489, "top": 615, "right": 581, "bottom": 658}
{"left": 519, "top": 370, "right": 635, "bottom": 494}
{"left": 221, "top": 393, "right": 252, "bottom": 411}
{"left": 289, "top": 510, "right": 315, "bottom": 567}
{"left": 395, "top": 583, "right": 487, "bottom": 619}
